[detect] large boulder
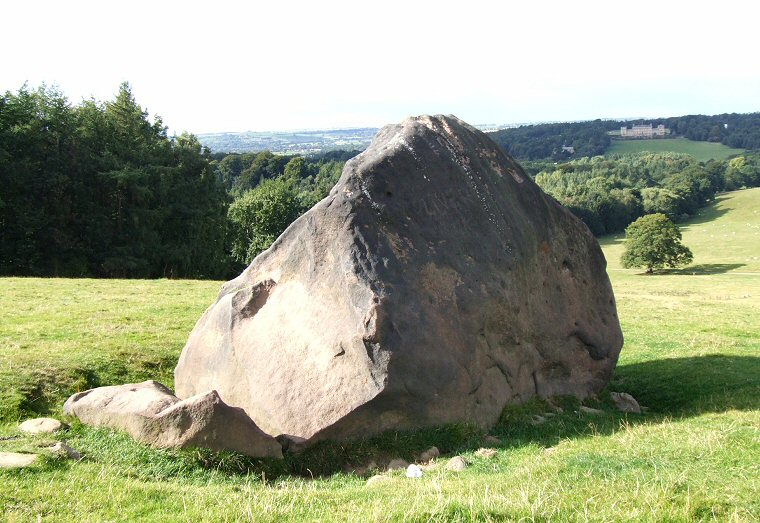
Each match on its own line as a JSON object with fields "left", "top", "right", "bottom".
{"left": 64, "top": 380, "right": 282, "bottom": 458}
{"left": 176, "top": 115, "right": 623, "bottom": 446}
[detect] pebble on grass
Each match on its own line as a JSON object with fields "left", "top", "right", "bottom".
{"left": 446, "top": 456, "right": 468, "bottom": 472}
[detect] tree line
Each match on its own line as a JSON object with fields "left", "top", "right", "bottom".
{"left": 0, "top": 83, "right": 346, "bottom": 279}
{"left": 532, "top": 151, "right": 760, "bottom": 235}
{"left": 2, "top": 83, "right": 757, "bottom": 279}
{"left": 489, "top": 113, "right": 760, "bottom": 161}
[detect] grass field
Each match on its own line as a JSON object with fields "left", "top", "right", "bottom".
{"left": 606, "top": 137, "right": 745, "bottom": 162}
{"left": 1, "top": 190, "right": 758, "bottom": 521}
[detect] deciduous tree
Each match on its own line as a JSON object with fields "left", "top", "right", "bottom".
{"left": 621, "top": 213, "right": 693, "bottom": 273}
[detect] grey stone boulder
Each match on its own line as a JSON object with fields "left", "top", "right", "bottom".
{"left": 175, "top": 114, "right": 623, "bottom": 446}
{"left": 63, "top": 381, "right": 281, "bottom": 458}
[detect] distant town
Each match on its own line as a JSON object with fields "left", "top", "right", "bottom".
{"left": 197, "top": 120, "right": 677, "bottom": 154}
{"left": 197, "top": 124, "right": 520, "bottom": 154}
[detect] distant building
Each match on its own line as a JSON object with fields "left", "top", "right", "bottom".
{"left": 561, "top": 145, "right": 575, "bottom": 154}
{"left": 620, "top": 123, "right": 667, "bottom": 138}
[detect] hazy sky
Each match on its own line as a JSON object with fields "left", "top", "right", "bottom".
{"left": 3, "top": 0, "right": 758, "bottom": 133}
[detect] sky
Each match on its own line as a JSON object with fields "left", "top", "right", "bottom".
{"left": 2, "top": 0, "right": 759, "bottom": 134}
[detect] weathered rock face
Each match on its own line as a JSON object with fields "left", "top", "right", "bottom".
{"left": 175, "top": 115, "right": 623, "bottom": 445}
{"left": 64, "top": 381, "right": 282, "bottom": 458}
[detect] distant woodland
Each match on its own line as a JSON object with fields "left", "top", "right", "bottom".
{"left": 2, "top": 83, "right": 759, "bottom": 278}
{"left": 489, "top": 114, "right": 760, "bottom": 161}
{"left": 530, "top": 152, "right": 760, "bottom": 235}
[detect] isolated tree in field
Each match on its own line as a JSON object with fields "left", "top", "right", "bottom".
{"left": 621, "top": 213, "right": 693, "bottom": 273}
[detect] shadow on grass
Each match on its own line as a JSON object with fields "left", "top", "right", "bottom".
{"left": 659, "top": 263, "right": 746, "bottom": 275}
{"left": 680, "top": 194, "right": 731, "bottom": 226}
{"left": 611, "top": 354, "right": 759, "bottom": 414}
{"left": 489, "top": 354, "right": 759, "bottom": 454}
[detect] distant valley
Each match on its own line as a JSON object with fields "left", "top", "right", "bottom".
{"left": 197, "top": 124, "right": 516, "bottom": 154}
{"left": 198, "top": 113, "right": 759, "bottom": 161}
{"left": 197, "top": 127, "right": 379, "bottom": 154}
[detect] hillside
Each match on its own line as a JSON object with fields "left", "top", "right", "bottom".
{"left": 607, "top": 137, "right": 744, "bottom": 162}
{"left": 1, "top": 190, "right": 758, "bottom": 521}
{"left": 488, "top": 112, "right": 760, "bottom": 161}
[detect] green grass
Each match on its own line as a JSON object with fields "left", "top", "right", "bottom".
{"left": 606, "top": 137, "right": 745, "bottom": 162}
{"left": 1, "top": 189, "right": 759, "bottom": 521}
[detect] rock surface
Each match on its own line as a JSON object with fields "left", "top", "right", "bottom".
{"left": 418, "top": 446, "right": 440, "bottom": 462}
{"left": 386, "top": 458, "right": 409, "bottom": 471}
{"left": 19, "top": 417, "right": 65, "bottom": 434}
{"left": 446, "top": 456, "right": 468, "bottom": 472}
{"left": 405, "top": 464, "right": 423, "bottom": 478}
{"left": 0, "top": 452, "right": 38, "bottom": 468}
{"left": 483, "top": 435, "right": 502, "bottom": 446}
{"left": 49, "top": 441, "right": 81, "bottom": 460}
{"left": 611, "top": 392, "right": 642, "bottom": 413}
{"left": 175, "top": 114, "right": 623, "bottom": 446}
{"left": 64, "top": 381, "right": 281, "bottom": 458}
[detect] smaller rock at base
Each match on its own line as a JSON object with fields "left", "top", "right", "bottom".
{"left": 49, "top": 442, "right": 81, "bottom": 460}
{"left": 579, "top": 406, "right": 604, "bottom": 416}
{"left": 483, "top": 435, "right": 501, "bottom": 446}
{"left": 475, "top": 448, "right": 497, "bottom": 459}
{"left": 387, "top": 458, "right": 409, "bottom": 471}
{"left": 0, "top": 452, "right": 38, "bottom": 469}
{"left": 405, "top": 464, "right": 423, "bottom": 478}
{"left": 611, "top": 392, "right": 642, "bottom": 414}
{"left": 366, "top": 474, "right": 391, "bottom": 487}
{"left": 19, "top": 418, "right": 65, "bottom": 434}
{"left": 446, "top": 456, "right": 468, "bottom": 472}
{"left": 346, "top": 459, "right": 378, "bottom": 475}
{"left": 531, "top": 415, "right": 547, "bottom": 425}
{"left": 418, "top": 446, "right": 440, "bottom": 462}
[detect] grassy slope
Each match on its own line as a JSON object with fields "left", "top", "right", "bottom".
{"left": 600, "top": 187, "right": 760, "bottom": 273}
{"left": 0, "top": 279, "right": 221, "bottom": 421}
{"left": 606, "top": 137, "right": 745, "bottom": 162}
{"left": 1, "top": 191, "right": 759, "bottom": 521}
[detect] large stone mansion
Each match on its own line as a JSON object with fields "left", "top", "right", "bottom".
{"left": 620, "top": 123, "right": 668, "bottom": 138}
